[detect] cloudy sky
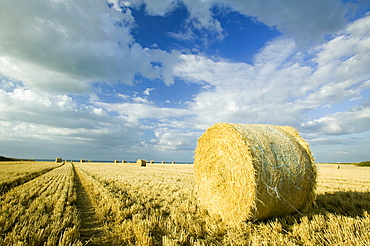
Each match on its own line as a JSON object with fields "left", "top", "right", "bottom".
{"left": 1, "top": 0, "right": 370, "bottom": 162}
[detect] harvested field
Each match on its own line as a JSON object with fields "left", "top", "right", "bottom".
{"left": 0, "top": 161, "right": 369, "bottom": 245}
{"left": 0, "top": 161, "right": 62, "bottom": 195}
{"left": 0, "top": 162, "right": 81, "bottom": 245}
{"left": 74, "top": 162, "right": 370, "bottom": 245}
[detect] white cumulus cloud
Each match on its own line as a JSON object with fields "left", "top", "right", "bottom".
{"left": 0, "top": 0, "right": 177, "bottom": 93}
{"left": 302, "top": 100, "right": 370, "bottom": 135}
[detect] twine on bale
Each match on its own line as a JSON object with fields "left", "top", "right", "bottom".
{"left": 194, "top": 123, "right": 317, "bottom": 226}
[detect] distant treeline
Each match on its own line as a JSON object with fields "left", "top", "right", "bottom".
{"left": 0, "top": 156, "right": 33, "bottom": 162}
{"left": 356, "top": 161, "right": 370, "bottom": 167}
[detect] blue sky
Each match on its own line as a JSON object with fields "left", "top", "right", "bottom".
{"left": 1, "top": 0, "right": 370, "bottom": 162}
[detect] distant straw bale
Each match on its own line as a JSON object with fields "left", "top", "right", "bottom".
{"left": 122, "top": 160, "right": 126, "bottom": 163}
{"left": 137, "top": 159, "right": 147, "bottom": 167}
{"left": 150, "top": 160, "right": 154, "bottom": 164}
{"left": 80, "top": 159, "right": 85, "bottom": 163}
{"left": 194, "top": 123, "right": 317, "bottom": 225}
{"left": 172, "top": 161, "right": 176, "bottom": 164}
{"left": 55, "top": 158, "right": 62, "bottom": 163}
{"left": 114, "top": 160, "right": 119, "bottom": 163}
{"left": 161, "top": 161, "right": 165, "bottom": 164}
{"left": 333, "top": 164, "right": 340, "bottom": 169}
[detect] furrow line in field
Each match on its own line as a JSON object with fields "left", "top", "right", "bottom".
{"left": 0, "top": 162, "right": 65, "bottom": 196}
{"left": 0, "top": 163, "right": 81, "bottom": 245}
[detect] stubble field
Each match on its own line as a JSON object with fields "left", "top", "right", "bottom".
{"left": 0, "top": 161, "right": 369, "bottom": 245}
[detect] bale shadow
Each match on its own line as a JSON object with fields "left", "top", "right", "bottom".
{"left": 313, "top": 191, "right": 370, "bottom": 218}
{"left": 256, "top": 190, "right": 370, "bottom": 228}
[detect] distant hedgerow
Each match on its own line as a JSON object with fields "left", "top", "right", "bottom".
{"left": 356, "top": 161, "right": 370, "bottom": 167}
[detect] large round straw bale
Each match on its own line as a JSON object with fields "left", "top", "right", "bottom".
{"left": 333, "top": 164, "right": 340, "bottom": 169}
{"left": 194, "top": 123, "right": 316, "bottom": 225}
{"left": 137, "top": 159, "right": 147, "bottom": 167}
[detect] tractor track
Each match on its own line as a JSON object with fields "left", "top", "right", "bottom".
{"left": 73, "top": 164, "right": 109, "bottom": 245}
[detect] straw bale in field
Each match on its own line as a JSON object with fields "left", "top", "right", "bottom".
{"left": 137, "top": 159, "right": 147, "bottom": 167}
{"left": 150, "top": 160, "right": 154, "bottom": 164}
{"left": 55, "top": 158, "right": 62, "bottom": 163}
{"left": 333, "top": 164, "right": 340, "bottom": 169}
{"left": 114, "top": 160, "right": 119, "bottom": 163}
{"left": 172, "top": 161, "right": 176, "bottom": 164}
{"left": 194, "top": 123, "right": 317, "bottom": 225}
{"left": 122, "top": 160, "right": 126, "bottom": 163}
{"left": 161, "top": 161, "right": 165, "bottom": 164}
{"left": 80, "top": 159, "right": 85, "bottom": 163}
